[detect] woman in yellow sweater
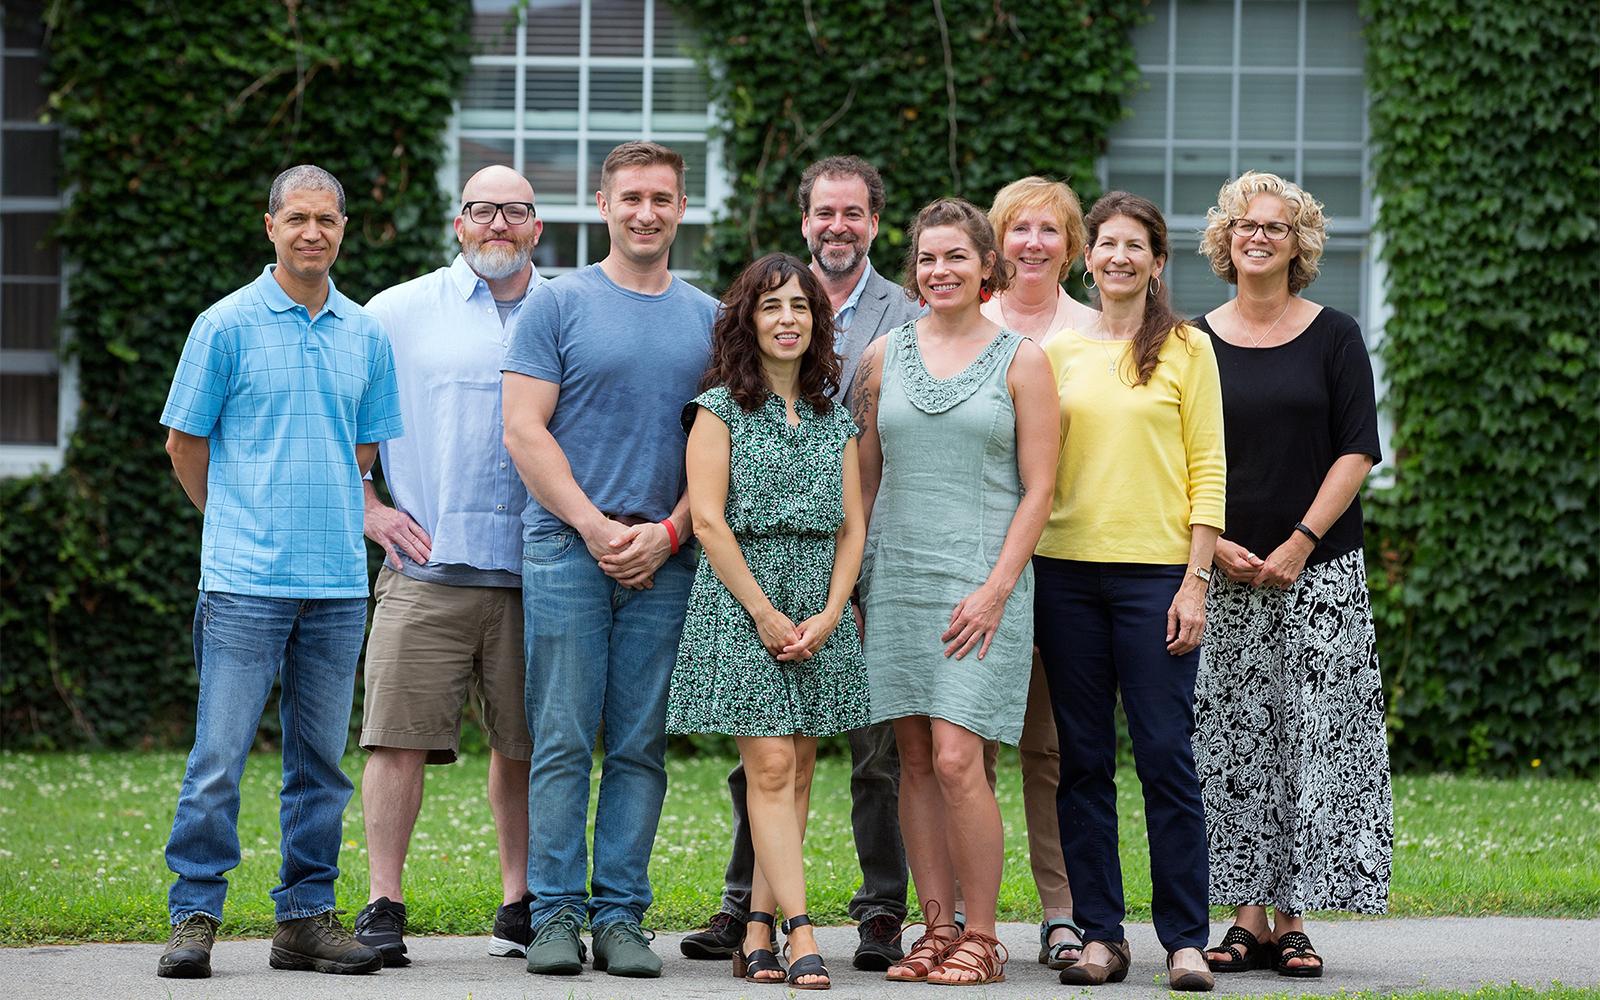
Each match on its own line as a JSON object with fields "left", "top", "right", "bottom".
{"left": 1035, "top": 191, "right": 1224, "bottom": 992}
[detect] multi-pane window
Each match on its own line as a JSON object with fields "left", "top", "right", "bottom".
{"left": 1, "top": 2, "right": 72, "bottom": 475}
{"left": 452, "top": 0, "right": 722, "bottom": 278}
{"left": 1102, "top": 0, "right": 1373, "bottom": 336}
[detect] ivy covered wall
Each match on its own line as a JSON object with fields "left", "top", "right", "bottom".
{"left": 675, "top": 0, "right": 1146, "bottom": 288}
{"left": 1361, "top": 0, "right": 1599, "bottom": 773}
{"left": 3, "top": 0, "right": 1595, "bottom": 775}
{"left": 0, "top": 0, "right": 469, "bottom": 748}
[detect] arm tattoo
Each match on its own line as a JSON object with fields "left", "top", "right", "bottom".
{"left": 849, "top": 355, "right": 877, "bottom": 433}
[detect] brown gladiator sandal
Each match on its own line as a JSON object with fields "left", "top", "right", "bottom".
{"left": 927, "top": 929, "right": 1009, "bottom": 987}
{"left": 884, "top": 901, "right": 960, "bottom": 983}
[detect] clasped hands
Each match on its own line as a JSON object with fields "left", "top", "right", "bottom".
{"left": 583, "top": 516, "right": 673, "bottom": 590}
{"left": 1214, "top": 534, "right": 1313, "bottom": 590}
{"left": 756, "top": 604, "right": 840, "bottom": 662}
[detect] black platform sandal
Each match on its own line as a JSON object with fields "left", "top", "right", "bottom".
{"left": 731, "top": 912, "right": 786, "bottom": 984}
{"left": 1205, "top": 925, "right": 1273, "bottom": 972}
{"left": 1274, "top": 931, "right": 1324, "bottom": 978}
{"left": 781, "top": 914, "right": 831, "bottom": 991}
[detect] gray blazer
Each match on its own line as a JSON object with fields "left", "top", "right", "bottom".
{"left": 835, "top": 264, "right": 923, "bottom": 408}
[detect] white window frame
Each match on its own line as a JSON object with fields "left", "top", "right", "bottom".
{"left": 0, "top": 20, "right": 75, "bottom": 478}
{"left": 449, "top": 0, "right": 725, "bottom": 278}
{"left": 1099, "top": 0, "right": 1390, "bottom": 462}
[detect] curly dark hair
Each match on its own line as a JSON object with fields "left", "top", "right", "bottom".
{"left": 702, "top": 253, "right": 841, "bottom": 412}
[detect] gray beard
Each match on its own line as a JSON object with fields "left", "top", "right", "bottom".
{"left": 811, "top": 239, "right": 868, "bottom": 278}
{"left": 463, "top": 241, "right": 531, "bottom": 281}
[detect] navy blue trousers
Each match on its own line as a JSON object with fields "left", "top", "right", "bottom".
{"left": 1033, "top": 556, "right": 1209, "bottom": 952}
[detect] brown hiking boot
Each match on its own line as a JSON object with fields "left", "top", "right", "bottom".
{"left": 157, "top": 913, "right": 219, "bottom": 978}
{"left": 269, "top": 910, "right": 383, "bottom": 975}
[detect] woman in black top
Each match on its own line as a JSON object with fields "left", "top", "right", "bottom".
{"left": 1190, "top": 172, "right": 1392, "bottom": 979}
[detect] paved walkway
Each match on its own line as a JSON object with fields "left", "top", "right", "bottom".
{"left": 3, "top": 918, "right": 1596, "bottom": 999}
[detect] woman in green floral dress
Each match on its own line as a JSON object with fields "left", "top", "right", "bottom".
{"left": 667, "top": 253, "right": 867, "bottom": 990}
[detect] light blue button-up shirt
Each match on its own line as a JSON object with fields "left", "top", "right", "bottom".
{"left": 832, "top": 263, "right": 875, "bottom": 335}
{"left": 364, "top": 255, "right": 542, "bottom": 586}
{"left": 161, "top": 266, "right": 404, "bottom": 598}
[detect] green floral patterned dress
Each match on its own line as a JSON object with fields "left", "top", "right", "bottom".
{"left": 666, "top": 386, "right": 869, "bottom": 737}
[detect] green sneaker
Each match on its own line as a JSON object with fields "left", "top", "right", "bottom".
{"left": 592, "top": 920, "right": 662, "bottom": 978}
{"left": 525, "top": 909, "right": 587, "bottom": 976}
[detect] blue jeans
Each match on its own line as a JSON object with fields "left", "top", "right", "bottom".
{"left": 165, "top": 592, "right": 367, "bottom": 924}
{"left": 1033, "top": 558, "right": 1209, "bottom": 952}
{"left": 522, "top": 526, "right": 695, "bottom": 929}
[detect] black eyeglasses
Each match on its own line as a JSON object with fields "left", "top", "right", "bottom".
{"left": 1229, "top": 219, "right": 1292, "bottom": 241}
{"left": 463, "top": 201, "right": 536, "bottom": 225}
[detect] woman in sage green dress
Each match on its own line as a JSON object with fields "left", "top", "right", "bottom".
{"left": 851, "top": 198, "right": 1058, "bottom": 987}
{"left": 667, "top": 253, "right": 866, "bottom": 990}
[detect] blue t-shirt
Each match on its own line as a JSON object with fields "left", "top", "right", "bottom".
{"left": 161, "top": 266, "right": 404, "bottom": 597}
{"left": 502, "top": 264, "right": 715, "bottom": 539}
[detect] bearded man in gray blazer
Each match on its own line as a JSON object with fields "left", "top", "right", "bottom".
{"left": 679, "top": 155, "right": 920, "bottom": 971}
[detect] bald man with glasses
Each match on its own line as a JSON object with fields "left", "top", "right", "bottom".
{"left": 351, "top": 165, "right": 547, "bottom": 968}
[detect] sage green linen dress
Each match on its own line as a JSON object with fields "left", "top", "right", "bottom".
{"left": 667, "top": 387, "right": 869, "bottom": 738}
{"left": 860, "top": 323, "right": 1033, "bottom": 744}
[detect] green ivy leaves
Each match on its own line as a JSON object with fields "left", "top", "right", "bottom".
{"left": 674, "top": 0, "right": 1144, "bottom": 290}
{"left": 0, "top": 0, "right": 469, "bottom": 750}
{"left": 1362, "top": 0, "right": 1599, "bottom": 774}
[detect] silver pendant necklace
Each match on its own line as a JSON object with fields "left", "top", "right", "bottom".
{"left": 1239, "top": 297, "right": 1293, "bottom": 347}
{"left": 1088, "top": 319, "right": 1127, "bottom": 375}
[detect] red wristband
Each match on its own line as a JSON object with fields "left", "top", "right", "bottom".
{"left": 661, "top": 518, "right": 680, "bottom": 555}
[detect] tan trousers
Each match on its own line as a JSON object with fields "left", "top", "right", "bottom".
{"left": 980, "top": 651, "right": 1073, "bottom": 911}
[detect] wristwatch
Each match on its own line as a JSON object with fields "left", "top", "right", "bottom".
{"left": 1192, "top": 565, "right": 1213, "bottom": 585}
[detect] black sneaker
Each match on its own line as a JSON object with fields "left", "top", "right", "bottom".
{"left": 489, "top": 891, "right": 534, "bottom": 958}
{"left": 353, "top": 896, "right": 409, "bottom": 967}
{"left": 157, "top": 913, "right": 218, "bottom": 979}
{"left": 679, "top": 910, "right": 742, "bottom": 959}
{"left": 853, "top": 913, "right": 905, "bottom": 971}
{"left": 270, "top": 910, "right": 383, "bottom": 975}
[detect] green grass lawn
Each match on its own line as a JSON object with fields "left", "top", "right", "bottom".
{"left": 0, "top": 749, "right": 1595, "bottom": 945}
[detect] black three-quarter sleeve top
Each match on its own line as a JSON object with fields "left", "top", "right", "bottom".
{"left": 1194, "top": 307, "right": 1382, "bottom": 567}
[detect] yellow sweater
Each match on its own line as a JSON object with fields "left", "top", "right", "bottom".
{"left": 1036, "top": 325, "right": 1226, "bottom": 564}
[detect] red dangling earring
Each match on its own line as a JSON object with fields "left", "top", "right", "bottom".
{"left": 918, "top": 296, "right": 926, "bottom": 307}
{"left": 979, "top": 285, "right": 993, "bottom": 303}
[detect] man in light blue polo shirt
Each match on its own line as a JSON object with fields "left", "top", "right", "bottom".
{"left": 350, "top": 165, "right": 545, "bottom": 968}
{"left": 157, "top": 164, "right": 402, "bottom": 981}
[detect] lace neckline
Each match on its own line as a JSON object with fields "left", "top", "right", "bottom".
{"left": 893, "top": 323, "right": 1017, "bottom": 414}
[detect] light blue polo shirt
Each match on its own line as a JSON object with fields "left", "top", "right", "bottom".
{"left": 161, "top": 265, "right": 404, "bottom": 598}
{"left": 365, "top": 255, "right": 540, "bottom": 587}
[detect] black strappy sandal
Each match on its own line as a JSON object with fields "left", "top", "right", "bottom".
{"left": 1274, "top": 931, "right": 1324, "bottom": 978}
{"left": 781, "top": 914, "right": 831, "bottom": 991}
{"left": 732, "top": 911, "right": 786, "bottom": 984}
{"left": 1205, "top": 925, "right": 1273, "bottom": 972}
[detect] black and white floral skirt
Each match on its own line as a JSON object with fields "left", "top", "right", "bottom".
{"left": 1193, "top": 548, "right": 1393, "bottom": 913}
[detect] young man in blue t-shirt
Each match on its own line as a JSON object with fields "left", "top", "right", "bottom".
{"left": 502, "top": 140, "right": 716, "bottom": 979}
{"left": 157, "top": 165, "right": 403, "bottom": 980}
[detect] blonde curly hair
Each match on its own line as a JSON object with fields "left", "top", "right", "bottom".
{"left": 1199, "top": 171, "right": 1326, "bottom": 293}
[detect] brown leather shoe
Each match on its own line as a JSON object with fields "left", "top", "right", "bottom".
{"left": 1168, "top": 949, "right": 1217, "bottom": 991}
{"left": 1060, "top": 939, "right": 1131, "bottom": 985}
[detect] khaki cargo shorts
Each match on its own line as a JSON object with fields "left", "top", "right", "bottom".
{"left": 360, "top": 567, "right": 531, "bottom": 764}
